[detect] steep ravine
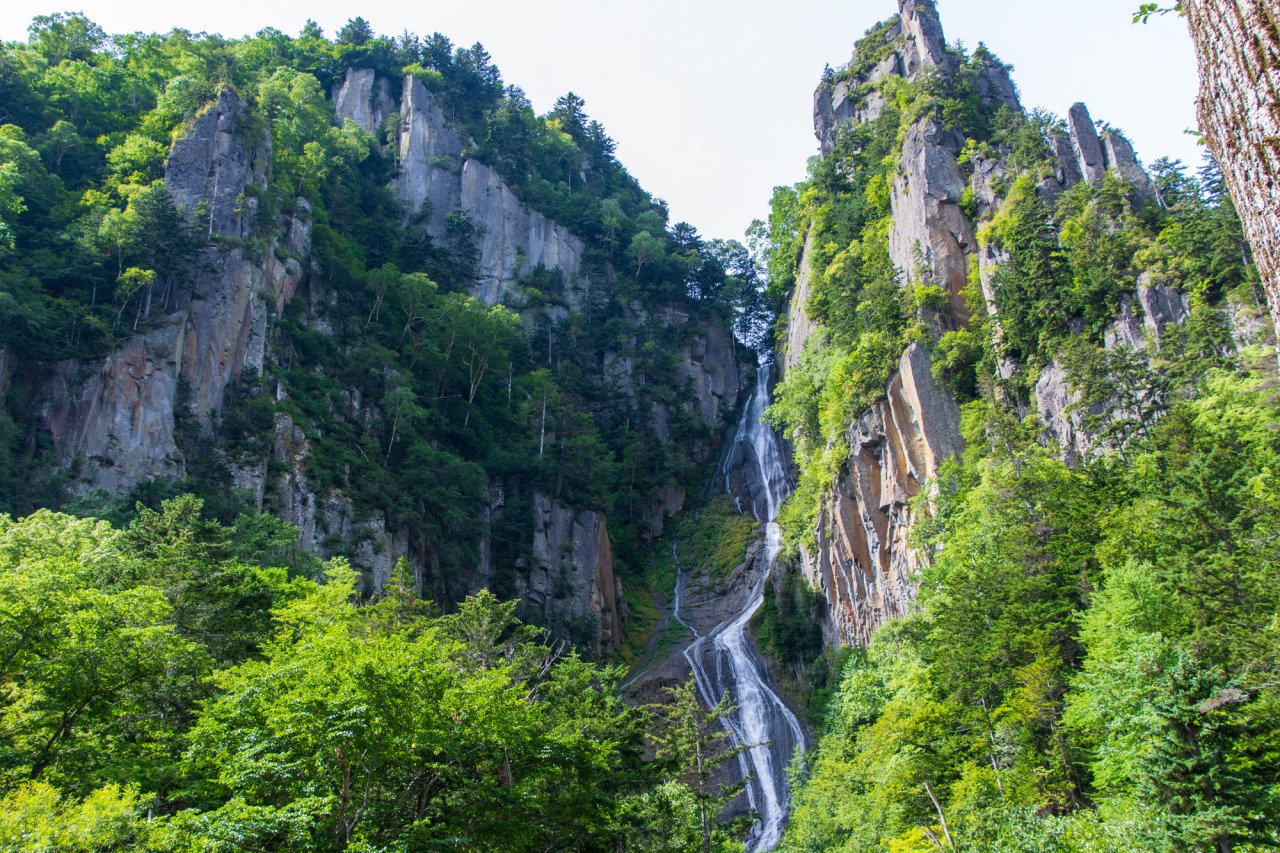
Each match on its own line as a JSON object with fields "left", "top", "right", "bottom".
{"left": 678, "top": 364, "right": 805, "bottom": 852}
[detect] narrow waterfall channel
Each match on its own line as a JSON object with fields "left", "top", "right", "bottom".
{"left": 675, "top": 363, "right": 806, "bottom": 852}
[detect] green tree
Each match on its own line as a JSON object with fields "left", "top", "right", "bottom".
{"left": 652, "top": 682, "right": 751, "bottom": 853}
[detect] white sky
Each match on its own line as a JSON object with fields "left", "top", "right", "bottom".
{"left": 1, "top": 1, "right": 1199, "bottom": 242}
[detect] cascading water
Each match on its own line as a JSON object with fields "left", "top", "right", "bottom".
{"left": 675, "top": 362, "right": 805, "bottom": 852}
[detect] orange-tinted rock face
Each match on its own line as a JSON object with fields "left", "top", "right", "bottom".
{"left": 792, "top": 343, "right": 960, "bottom": 646}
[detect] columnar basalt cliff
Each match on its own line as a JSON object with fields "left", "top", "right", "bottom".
{"left": 43, "top": 91, "right": 313, "bottom": 496}
{"left": 784, "top": 0, "right": 1230, "bottom": 646}
{"left": 12, "top": 63, "right": 746, "bottom": 652}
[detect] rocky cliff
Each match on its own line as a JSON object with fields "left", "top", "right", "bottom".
{"left": 334, "top": 69, "right": 591, "bottom": 308}
{"left": 784, "top": 0, "right": 1247, "bottom": 646}
{"left": 17, "top": 67, "right": 746, "bottom": 653}
{"left": 43, "top": 91, "right": 312, "bottom": 496}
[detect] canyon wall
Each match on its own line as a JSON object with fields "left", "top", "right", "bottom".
{"left": 787, "top": 0, "right": 1237, "bottom": 646}
{"left": 22, "top": 72, "right": 746, "bottom": 651}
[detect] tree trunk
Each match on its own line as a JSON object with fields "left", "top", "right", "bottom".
{"left": 1183, "top": 0, "right": 1280, "bottom": 352}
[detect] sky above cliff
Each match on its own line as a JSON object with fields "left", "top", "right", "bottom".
{"left": 2, "top": 0, "right": 1199, "bottom": 242}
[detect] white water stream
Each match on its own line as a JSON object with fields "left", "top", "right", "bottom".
{"left": 674, "top": 363, "right": 806, "bottom": 852}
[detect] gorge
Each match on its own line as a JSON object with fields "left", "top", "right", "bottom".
{"left": 0, "top": 1, "right": 1278, "bottom": 851}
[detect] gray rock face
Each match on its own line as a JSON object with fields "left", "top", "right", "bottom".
{"left": 43, "top": 325, "right": 187, "bottom": 493}
{"left": 1101, "top": 130, "right": 1159, "bottom": 205}
{"left": 1035, "top": 360, "right": 1093, "bottom": 465}
{"left": 1040, "top": 275, "right": 1191, "bottom": 463}
{"left": 813, "top": 1, "right": 951, "bottom": 154}
{"left": 521, "top": 493, "right": 627, "bottom": 657}
{"left": 782, "top": 226, "right": 819, "bottom": 376}
{"left": 1048, "top": 129, "right": 1085, "bottom": 195}
{"left": 973, "top": 51, "right": 1020, "bottom": 114}
{"left": 166, "top": 90, "right": 261, "bottom": 239}
{"left": 459, "top": 159, "right": 588, "bottom": 306}
{"left": 1104, "top": 294, "right": 1147, "bottom": 351}
{"left": 899, "top": 0, "right": 949, "bottom": 77}
{"left": 1136, "top": 273, "right": 1190, "bottom": 344}
{"left": 42, "top": 91, "right": 313, "bottom": 494}
{"left": 1062, "top": 103, "right": 1157, "bottom": 204}
{"left": 267, "top": 411, "right": 407, "bottom": 593}
{"left": 890, "top": 119, "right": 975, "bottom": 329}
{"left": 969, "top": 152, "right": 1008, "bottom": 221}
{"left": 390, "top": 75, "right": 589, "bottom": 307}
{"left": 331, "top": 67, "right": 394, "bottom": 136}
{"left": 1227, "top": 297, "right": 1271, "bottom": 349}
{"left": 675, "top": 310, "right": 742, "bottom": 425}
{"left": 797, "top": 343, "right": 962, "bottom": 645}
{"left": 1068, "top": 102, "right": 1107, "bottom": 186}
{"left": 395, "top": 75, "right": 464, "bottom": 238}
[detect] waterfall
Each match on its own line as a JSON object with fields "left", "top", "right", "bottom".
{"left": 676, "top": 362, "right": 806, "bottom": 852}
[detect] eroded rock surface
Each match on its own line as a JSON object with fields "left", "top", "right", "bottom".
{"left": 388, "top": 75, "right": 589, "bottom": 307}
{"left": 795, "top": 344, "right": 960, "bottom": 645}
{"left": 792, "top": 0, "right": 1173, "bottom": 646}
{"left": 42, "top": 92, "right": 312, "bottom": 494}
{"left": 521, "top": 493, "right": 628, "bottom": 657}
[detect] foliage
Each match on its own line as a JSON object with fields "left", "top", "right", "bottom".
{"left": 0, "top": 505, "right": 757, "bottom": 851}
{"left": 0, "top": 12, "right": 768, "bottom": 655}
{"left": 783, "top": 369, "right": 1280, "bottom": 852}
{"left": 772, "top": 9, "right": 1272, "bottom": 851}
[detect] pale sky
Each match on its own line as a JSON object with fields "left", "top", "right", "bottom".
{"left": 2, "top": 1, "right": 1199, "bottom": 242}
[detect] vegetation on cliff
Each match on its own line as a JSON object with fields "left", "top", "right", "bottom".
{"left": 771, "top": 14, "right": 1278, "bottom": 853}
{"left": 0, "top": 13, "right": 765, "bottom": 625}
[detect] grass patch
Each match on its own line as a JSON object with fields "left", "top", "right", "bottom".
{"left": 615, "top": 494, "right": 757, "bottom": 672}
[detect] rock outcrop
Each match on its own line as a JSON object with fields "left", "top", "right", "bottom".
{"left": 782, "top": 227, "right": 819, "bottom": 374}
{"left": 331, "top": 67, "right": 394, "bottom": 137}
{"left": 42, "top": 91, "right": 312, "bottom": 494}
{"left": 791, "top": 0, "right": 1172, "bottom": 646}
{"left": 521, "top": 493, "right": 627, "bottom": 657}
{"left": 459, "top": 159, "right": 588, "bottom": 306}
{"left": 1067, "top": 102, "right": 1158, "bottom": 204}
{"left": 890, "top": 118, "right": 975, "bottom": 327}
{"left": 1035, "top": 276, "right": 1191, "bottom": 463}
{"left": 341, "top": 72, "right": 591, "bottom": 308}
{"left": 23, "top": 67, "right": 745, "bottom": 657}
{"left": 795, "top": 343, "right": 960, "bottom": 646}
